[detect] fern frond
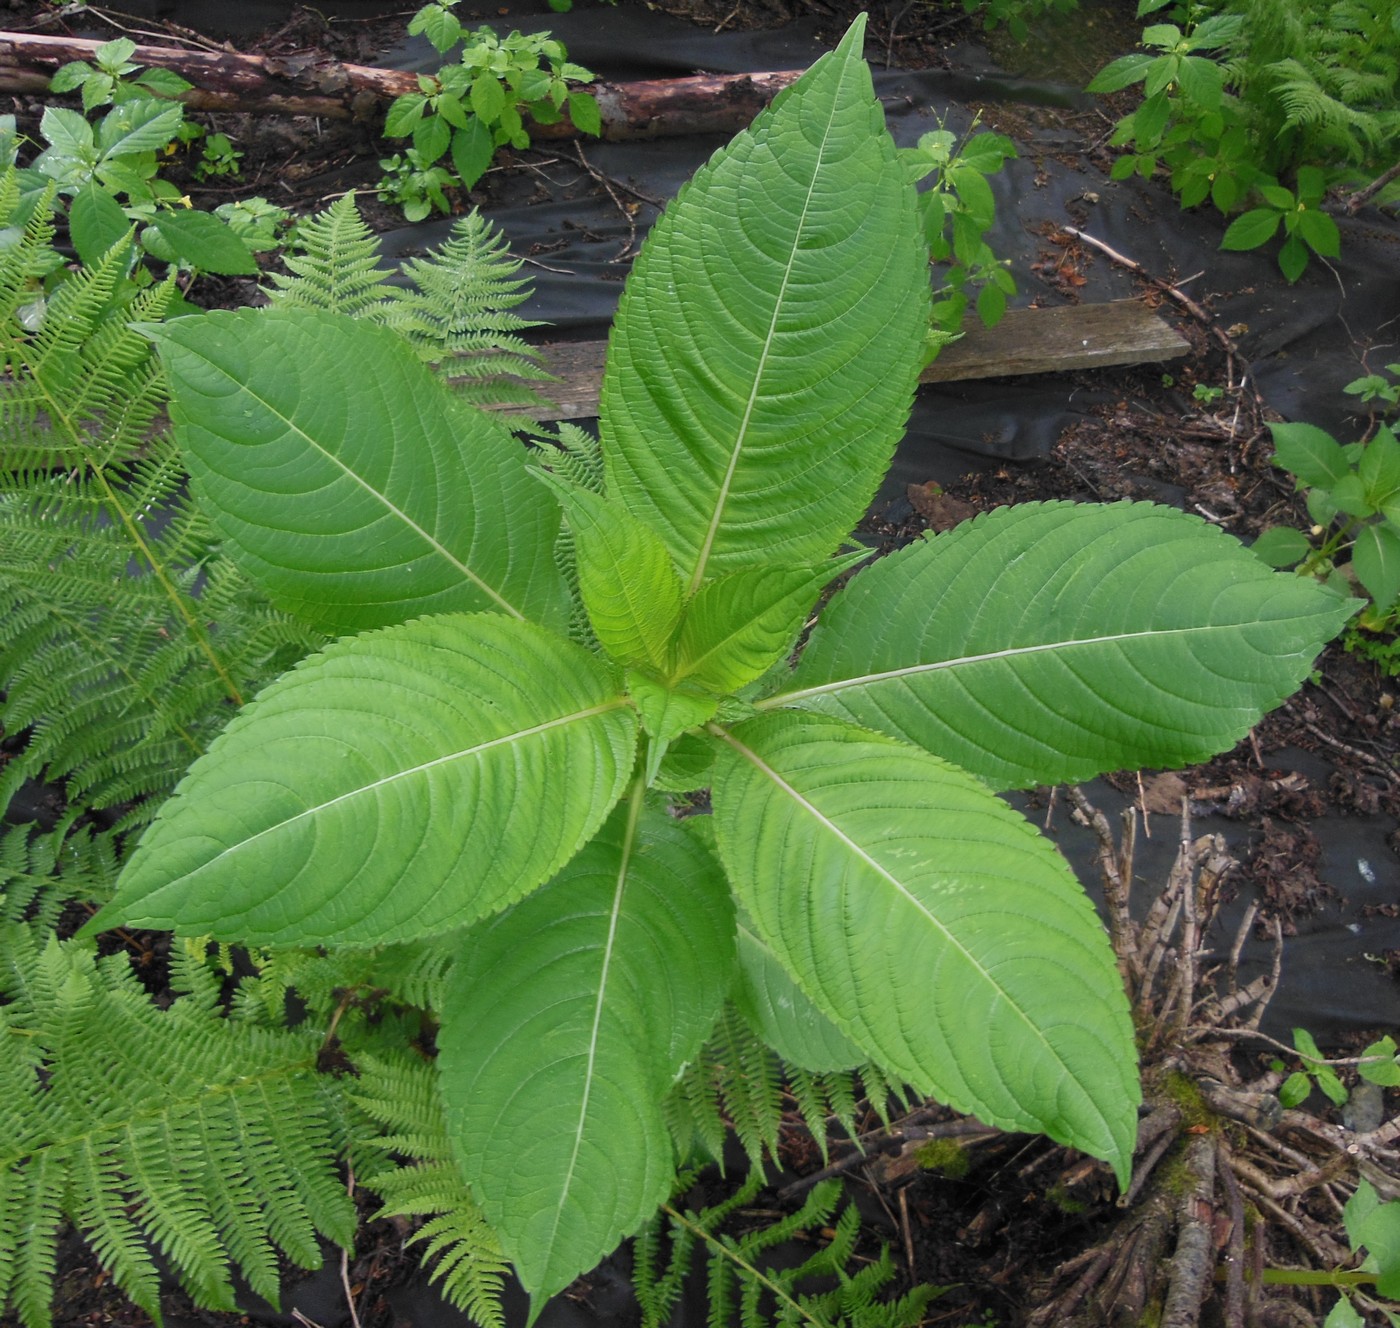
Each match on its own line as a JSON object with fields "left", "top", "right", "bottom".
{"left": 0, "top": 178, "right": 60, "bottom": 359}
{"left": 378, "top": 208, "right": 551, "bottom": 407}
{"left": 530, "top": 423, "right": 606, "bottom": 645}
{"left": 1, "top": 185, "right": 323, "bottom": 849}
{"left": 1265, "top": 57, "right": 1393, "bottom": 159}
{"left": 265, "top": 190, "right": 392, "bottom": 315}
{"left": 0, "top": 921, "right": 358, "bottom": 1328}
{"left": 268, "top": 194, "right": 553, "bottom": 411}
{"left": 353, "top": 1051, "right": 509, "bottom": 1328}
{"left": 0, "top": 472, "right": 322, "bottom": 831}
{"left": 0, "top": 819, "right": 104, "bottom": 927}
{"left": 537, "top": 421, "right": 606, "bottom": 494}
{"left": 675, "top": 1006, "right": 785, "bottom": 1166}
{"left": 642, "top": 1174, "right": 943, "bottom": 1328}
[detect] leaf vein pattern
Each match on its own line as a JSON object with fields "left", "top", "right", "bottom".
{"left": 686, "top": 48, "right": 853, "bottom": 595}
{"left": 714, "top": 727, "right": 1085, "bottom": 1089}
{"left": 180, "top": 700, "right": 627, "bottom": 879}
{"left": 765, "top": 620, "right": 1279, "bottom": 709}
{"left": 543, "top": 783, "right": 643, "bottom": 1264}
{"left": 182, "top": 344, "right": 526, "bottom": 620}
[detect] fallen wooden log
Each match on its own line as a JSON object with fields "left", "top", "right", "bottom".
{"left": 512, "top": 301, "right": 1190, "bottom": 421}
{"left": 0, "top": 30, "right": 801, "bottom": 138}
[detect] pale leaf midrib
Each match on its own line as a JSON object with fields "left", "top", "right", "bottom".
{"left": 758, "top": 621, "right": 1260, "bottom": 710}
{"left": 182, "top": 341, "right": 527, "bottom": 620}
{"left": 170, "top": 699, "right": 628, "bottom": 882}
{"left": 717, "top": 726, "right": 1104, "bottom": 1129}
{"left": 686, "top": 50, "right": 854, "bottom": 596}
{"left": 539, "top": 783, "right": 645, "bottom": 1283}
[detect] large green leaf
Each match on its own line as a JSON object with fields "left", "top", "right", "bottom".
{"left": 670, "top": 556, "right": 863, "bottom": 694}
{"left": 145, "top": 307, "right": 567, "bottom": 635}
{"left": 439, "top": 803, "right": 734, "bottom": 1302}
{"left": 600, "top": 16, "right": 928, "bottom": 593}
{"left": 773, "top": 501, "right": 1355, "bottom": 790}
{"left": 711, "top": 711, "right": 1140, "bottom": 1182}
{"left": 733, "top": 919, "right": 863, "bottom": 1073}
{"left": 87, "top": 616, "right": 637, "bottom": 946}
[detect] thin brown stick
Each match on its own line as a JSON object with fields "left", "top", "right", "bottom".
{"left": 1067, "top": 787, "right": 1140, "bottom": 979}
{"left": 1345, "top": 160, "right": 1400, "bottom": 214}
{"left": 1227, "top": 898, "right": 1259, "bottom": 990}
{"left": 1289, "top": 709, "right": 1400, "bottom": 785}
{"left": 1169, "top": 806, "right": 1200, "bottom": 1043}
{"left": 1243, "top": 916, "right": 1284, "bottom": 1032}
{"left": 341, "top": 1167, "right": 363, "bottom": 1328}
{"left": 1160, "top": 1134, "right": 1217, "bottom": 1328}
{"left": 1217, "top": 1140, "right": 1247, "bottom": 1328}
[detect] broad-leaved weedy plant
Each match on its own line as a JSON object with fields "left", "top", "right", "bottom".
{"left": 381, "top": 2, "right": 598, "bottom": 217}
{"left": 1252, "top": 419, "right": 1400, "bottom": 639}
{"left": 37, "top": 39, "right": 260, "bottom": 276}
{"left": 86, "top": 18, "right": 1351, "bottom": 1310}
{"left": 900, "top": 118, "right": 1019, "bottom": 345}
{"left": 1089, "top": 0, "right": 1400, "bottom": 281}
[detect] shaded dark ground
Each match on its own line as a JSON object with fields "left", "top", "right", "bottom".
{"left": 4, "top": 0, "right": 1400, "bottom": 1323}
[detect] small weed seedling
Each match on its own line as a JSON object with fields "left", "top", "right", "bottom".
{"left": 79, "top": 18, "right": 1350, "bottom": 1312}
{"left": 1274, "top": 1030, "right": 1400, "bottom": 1110}
{"left": 1346, "top": 363, "right": 1400, "bottom": 411}
{"left": 1255, "top": 1179, "right": 1400, "bottom": 1326}
{"left": 899, "top": 116, "right": 1019, "bottom": 348}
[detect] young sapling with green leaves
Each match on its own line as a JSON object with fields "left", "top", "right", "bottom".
{"left": 81, "top": 16, "right": 1352, "bottom": 1311}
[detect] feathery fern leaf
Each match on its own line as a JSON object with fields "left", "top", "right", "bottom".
{"left": 0, "top": 820, "right": 118, "bottom": 928}
{"left": 353, "top": 1051, "right": 510, "bottom": 1328}
{"left": 1, "top": 177, "right": 324, "bottom": 842}
{"left": 380, "top": 208, "right": 551, "bottom": 407}
{"left": 665, "top": 1006, "right": 900, "bottom": 1170}
{"left": 264, "top": 190, "right": 392, "bottom": 316}
{"left": 0, "top": 921, "right": 357, "bottom": 1328}
{"left": 635, "top": 1172, "right": 943, "bottom": 1328}
{"left": 268, "top": 192, "right": 553, "bottom": 410}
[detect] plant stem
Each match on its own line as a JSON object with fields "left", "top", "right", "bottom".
{"left": 660, "top": 1202, "right": 836, "bottom": 1328}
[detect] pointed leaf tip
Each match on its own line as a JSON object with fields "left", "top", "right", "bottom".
{"left": 712, "top": 710, "right": 1141, "bottom": 1179}
{"left": 601, "top": 17, "right": 927, "bottom": 587}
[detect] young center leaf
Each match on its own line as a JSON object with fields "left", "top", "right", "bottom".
{"left": 438, "top": 803, "right": 734, "bottom": 1304}
{"left": 711, "top": 710, "right": 1141, "bottom": 1182}
{"left": 87, "top": 616, "right": 638, "bottom": 946}
{"left": 774, "top": 501, "right": 1357, "bottom": 790}
{"left": 599, "top": 15, "right": 928, "bottom": 593}
{"left": 541, "top": 478, "right": 684, "bottom": 672}
{"left": 669, "top": 555, "right": 866, "bottom": 694}
{"left": 144, "top": 307, "right": 568, "bottom": 635}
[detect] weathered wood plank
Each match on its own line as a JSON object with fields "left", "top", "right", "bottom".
{"left": 507, "top": 300, "right": 1187, "bottom": 421}
{"left": 919, "top": 300, "right": 1188, "bottom": 382}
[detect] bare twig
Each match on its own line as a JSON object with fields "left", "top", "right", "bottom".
{"left": 1289, "top": 709, "right": 1400, "bottom": 785}
{"left": 1345, "top": 160, "right": 1400, "bottom": 214}
{"left": 1160, "top": 1134, "right": 1217, "bottom": 1328}
{"left": 1217, "top": 1139, "right": 1248, "bottom": 1328}
{"left": 342, "top": 1168, "right": 363, "bottom": 1328}
{"left": 1067, "top": 787, "right": 1140, "bottom": 978}
{"left": 1243, "top": 915, "right": 1285, "bottom": 1032}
